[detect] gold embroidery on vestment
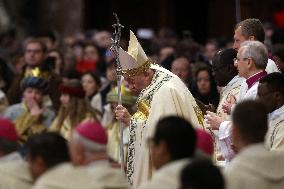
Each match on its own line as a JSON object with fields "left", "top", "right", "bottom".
{"left": 132, "top": 100, "right": 150, "bottom": 120}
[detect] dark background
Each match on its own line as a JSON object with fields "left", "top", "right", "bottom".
{"left": 2, "top": 0, "right": 284, "bottom": 43}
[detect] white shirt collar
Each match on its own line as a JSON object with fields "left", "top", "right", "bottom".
{"left": 269, "top": 105, "right": 284, "bottom": 121}
{"left": 227, "top": 75, "right": 240, "bottom": 86}
{"left": 0, "top": 152, "right": 22, "bottom": 161}
{"left": 220, "top": 75, "right": 244, "bottom": 94}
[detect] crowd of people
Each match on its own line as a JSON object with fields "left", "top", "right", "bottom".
{"left": 0, "top": 17, "right": 284, "bottom": 189}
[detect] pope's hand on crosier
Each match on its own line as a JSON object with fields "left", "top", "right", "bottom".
{"left": 114, "top": 105, "right": 131, "bottom": 127}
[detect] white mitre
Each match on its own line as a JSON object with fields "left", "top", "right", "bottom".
{"left": 119, "top": 30, "right": 150, "bottom": 76}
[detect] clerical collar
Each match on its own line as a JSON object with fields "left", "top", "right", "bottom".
{"left": 246, "top": 71, "right": 267, "bottom": 89}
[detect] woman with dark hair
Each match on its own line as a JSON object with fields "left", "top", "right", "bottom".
{"left": 81, "top": 71, "right": 102, "bottom": 113}
{"left": 76, "top": 43, "right": 100, "bottom": 74}
{"left": 192, "top": 65, "right": 219, "bottom": 109}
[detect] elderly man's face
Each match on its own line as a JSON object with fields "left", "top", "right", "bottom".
{"left": 235, "top": 47, "right": 250, "bottom": 78}
{"left": 123, "top": 72, "right": 149, "bottom": 95}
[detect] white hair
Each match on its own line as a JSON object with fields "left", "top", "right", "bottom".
{"left": 240, "top": 41, "right": 268, "bottom": 69}
{"left": 72, "top": 131, "right": 106, "bottom": 157}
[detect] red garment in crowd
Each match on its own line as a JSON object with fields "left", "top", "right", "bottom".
{"left": 196, "top": 128, "right": 214, "bottom": 156}
{"left": 274, "top": 11, "right": 284, "bottom": 28}
{"left": 76, "top": 60, "right": 97, "bottom": 74}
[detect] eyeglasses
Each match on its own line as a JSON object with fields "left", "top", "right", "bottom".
{"left": 233, "top": 57, "right": 249, "bottom": 64}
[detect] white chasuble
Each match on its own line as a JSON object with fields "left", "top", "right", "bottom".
{"left": 127, "top": 65, "right": 202, "bottom": 187}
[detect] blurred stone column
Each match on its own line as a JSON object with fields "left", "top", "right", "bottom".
{"left": 3, "top": 0, "right": 83, "bottom": 37}
{"left": 41, "top": 0, "right": 83, "bottom": 36}
{"left": 0, "top": 0, "right": 10, "bottom": 31}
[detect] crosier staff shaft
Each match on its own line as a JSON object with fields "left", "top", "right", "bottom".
{"left": 111, "top": 13, "right": 125, "bottom": 173}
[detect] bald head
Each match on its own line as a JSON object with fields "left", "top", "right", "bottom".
{"left": 171, "top": 57, "right": 191, "bottom": 83}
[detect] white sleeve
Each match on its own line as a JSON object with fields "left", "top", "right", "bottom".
{"left": 218, "top": 121, "right": 235, "bottom": 162}
{"left": 0, "top": 90, "right": 5, "bottom": 99}
{"left": 91, "top": 93, "right": 103, "bottom": 113}
{"left": 219, "top": 121, "right": 231, "bottom": 139}
{"left": 266, "top": 59, "right": 280, "bottom": 74}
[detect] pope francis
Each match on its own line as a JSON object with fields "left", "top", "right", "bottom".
{"left": 115, "top": 30, "right": 203, "bottom": 188}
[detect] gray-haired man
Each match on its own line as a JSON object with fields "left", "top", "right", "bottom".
{"left": 206, "top": 41, "right": 268, "bottom": 163}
